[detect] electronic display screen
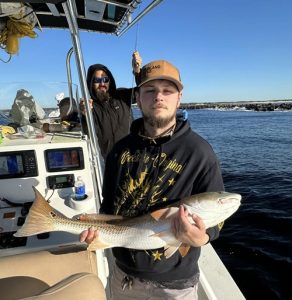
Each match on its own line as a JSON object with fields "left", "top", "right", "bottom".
{"left": 0, "top": 150, "right": 37, "bottom": 179}
{"left": 55, "top": 176, "right": 68, "bottom": 183}
{"left": 45, "top": 148, "right": 84, "bottom": 172}
{"left": 0, "top": 154, "right": 24, "bottom": 176}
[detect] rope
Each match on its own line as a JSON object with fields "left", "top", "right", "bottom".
{"left": 0, "top": 17, "right": 37, "bottom": 56}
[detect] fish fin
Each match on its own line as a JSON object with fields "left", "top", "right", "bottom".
{"left": 87, "top": 238, "right": 111, "bottom": 251}
{"left": 150, "top": 207, "right": 178, "bottom": 221}
{"left": 150, "top": 230, "right": 179, "bottom": 244}
{"left": 78, "top": 213, "right": 124, "bottom": 222}
{"left": 164, "top": 242, "right": 181, "bottom": 259}
{"left": 150, "top": 209, "right": 169, "bottom": 221}
{"left": 14, "top": 186, "right": 67, "bottom": 237}
{"left": 150, "top": 230, "right": 168, "bottom": 238}
{"left": 218, "top": 221, "right": 224, "bottom": 231}
{"left": 163, "top": 240, "right": 192, "bottom": 258}
{"left": 178, "top": 243, "right": 191, "bottom": 257}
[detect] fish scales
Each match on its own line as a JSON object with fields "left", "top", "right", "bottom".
{"left": 14, "top": 187, "right": 241, "bottom": 257}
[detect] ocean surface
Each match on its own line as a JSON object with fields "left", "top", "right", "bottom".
{"left": 131, "top": 108, "right": 291, "bottom": 299}
{"left": 1, "top": 109, "right": 291, "bottom": 299}
{"left": 185, "top": 110, "right": 291, "bottom": 300}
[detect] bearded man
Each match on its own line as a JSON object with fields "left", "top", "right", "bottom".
{"left": 82, "top": 52, "right": 142, "bottom": 158}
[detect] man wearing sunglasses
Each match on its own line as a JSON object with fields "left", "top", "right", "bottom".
{"left": 81, "top": 52, "right": 142, "bottom": 159}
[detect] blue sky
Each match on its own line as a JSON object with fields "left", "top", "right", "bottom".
{"left": 1, "top": 0, "right": 292, "bottom": 108}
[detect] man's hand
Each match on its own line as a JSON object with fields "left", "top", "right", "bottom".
{"left": 172, "top": 205, "right": 209, "bottom": 247}
{"left": 79, "top": 227, "right": 98, "bottom": 244}
{"left": 132, "top": 51, "right": 142, "bottom": 74}
{"left": 79, "top": 98, "right": 93, "bottom": 115}
{"left": 79, "top": 215, "right": 99, "bottom": 244}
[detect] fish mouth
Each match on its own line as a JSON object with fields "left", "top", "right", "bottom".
{"left": 217, "top": 197, "right": 241, "bottom": 211}
{"left": 218, "top": 196, "right": 241, "bottom": 203}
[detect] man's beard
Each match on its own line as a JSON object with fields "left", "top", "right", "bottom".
{"left": 142, "top": 111, "right": 176, "bottom": 129}
{"left": 94, "top": 89, "right": 110, "bottom": 102}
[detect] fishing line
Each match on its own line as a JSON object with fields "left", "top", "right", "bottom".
{"left": 128, "top": 6, "right": 141, "bottom": 133}
{"left": 133, "top": 16, "right": 140, "bottom": 51}
{"left": 46, "top": 185, "right": 56, "bottom": 203}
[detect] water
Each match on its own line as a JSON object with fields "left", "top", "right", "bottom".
{"left": 187, "top": 110, "right": 292, "bottom": 300}
{"left": 132, "top": 108, "right": 291, "bottom": 299}
{"left": 1, "top": 109, "right": 291, "bottom": 299}
{"left": 0, "top": 111, "right": 13, "bottom": 125}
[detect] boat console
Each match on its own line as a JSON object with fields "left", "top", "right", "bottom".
{"left": 0, "top": 133, "right": 98, "bottom": 256}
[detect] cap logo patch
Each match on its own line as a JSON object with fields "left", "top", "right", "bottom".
{"left": 138, "top": 60, "right": 183, "bottom": 91}
{"left": 142, "top": 64, "right": 161, "bottom": 77}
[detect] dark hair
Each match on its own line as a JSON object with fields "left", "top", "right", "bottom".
{"left": 58, "top": 97, "right": 77, "bottom": 108}
{"left": 58, "top": 97, "right": 79, "bottom": 122}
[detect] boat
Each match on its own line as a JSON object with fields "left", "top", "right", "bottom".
{"left": 0, "top": 1, "right": 245, "bottom": 299}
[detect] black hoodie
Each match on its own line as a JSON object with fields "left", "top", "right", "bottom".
{"left": 101, "top": 118, "right": 224, "bottom": 284}
{"left": 82, "top": 64, "right": 135, "bottom": 159}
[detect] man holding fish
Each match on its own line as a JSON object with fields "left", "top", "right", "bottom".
{"left": 79, "top": 59, "right": 227, "bottom": 299}
{"left": 14, "top": 60, "right": 241, "bottom": 299}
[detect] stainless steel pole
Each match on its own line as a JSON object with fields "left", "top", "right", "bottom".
{"left": 62, "top": 0, "right": 104, "bottom": 208}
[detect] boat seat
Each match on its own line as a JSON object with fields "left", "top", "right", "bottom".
{"left": 0, "top": 245, "right": 106, "bottom": 300}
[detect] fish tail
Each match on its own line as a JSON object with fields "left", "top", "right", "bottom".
{"left": 14, "top": 186, "right": 66, "bottom": 237}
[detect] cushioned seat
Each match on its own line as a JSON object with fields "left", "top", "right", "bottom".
{"left": 24, "top": 272, "right": 106, "bottom": 300}
{"left": 0, "top": 276, "right": 49, "bottom": 300}
{"left": 0, "top": 246, "right": 106, "bottom": 300}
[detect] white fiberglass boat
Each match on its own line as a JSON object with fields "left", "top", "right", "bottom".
{"left": 0, "top": 1, "right": 245, "bottom": 299}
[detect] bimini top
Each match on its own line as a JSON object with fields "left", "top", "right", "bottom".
{"left": 0, "top": 0, "right": 163, "bottom": 36}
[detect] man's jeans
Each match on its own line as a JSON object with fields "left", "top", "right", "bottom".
{"left": 110, "top": 265, "right": 199, "bottom": 300}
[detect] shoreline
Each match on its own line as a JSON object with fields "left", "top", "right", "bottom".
{"left": 179, "top": 100, "right": 292, "bottom": 111}
{"left": 1, "top": 100, "right": 292, "bottom": 114}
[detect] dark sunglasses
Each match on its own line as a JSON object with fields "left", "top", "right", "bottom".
{"left": 93, "top": 76, "right": 110, "bottom": 84}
